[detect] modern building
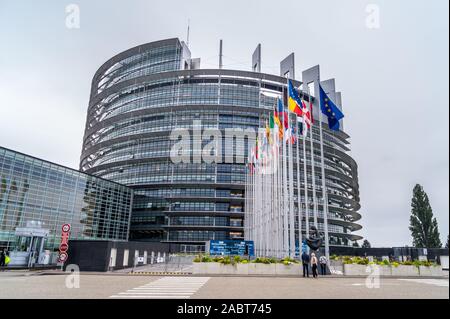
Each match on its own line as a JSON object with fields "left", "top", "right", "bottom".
{"left": 80, "top": 38, "right": 362, "bottom": 252}
{"left": 0, "top": 146, "right": 133, "bottom": 252}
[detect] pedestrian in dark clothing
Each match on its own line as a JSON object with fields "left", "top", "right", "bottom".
{"left": 0, "top": 250, "right": 5, "bottom": 267}
{"left": 311, "top": 253, "right": 319, "bottom": 278}
{"left": 301, "top": 251, "right": 310, "bottom": 277}
{"left": 319, "top": 255, "right": 327, "bottom": 275}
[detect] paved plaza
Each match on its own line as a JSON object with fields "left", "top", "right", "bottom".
{"left": 0, "top": 271, "right": 448, "bottom": 299}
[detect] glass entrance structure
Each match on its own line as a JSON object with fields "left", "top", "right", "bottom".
{"left": 0, "top": 147, "right": 133, "bottom": 251}
{"left": 80, "top": 38, "right": 362, "bottom": 251}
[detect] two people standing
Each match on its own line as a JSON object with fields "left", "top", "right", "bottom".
{"left": 301, "top": 251, "right": 328, "bottom": 278}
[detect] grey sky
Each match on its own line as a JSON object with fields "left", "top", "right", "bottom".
{"left": 0, "top": 0, "right": 448, "bottom": 247}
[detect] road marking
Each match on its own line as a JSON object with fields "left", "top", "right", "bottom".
{"left": 110, "top": 276, "right": 210, "bottom": 299}
{"left": 398, "top": 279, "right": 449, "bottom": 287}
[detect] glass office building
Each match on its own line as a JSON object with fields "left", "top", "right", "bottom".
{"left": 0, "top": 147, "right": 133, "bottom": 250}
{"left": 80, "top": 38, "right": 362, "bottom": 251}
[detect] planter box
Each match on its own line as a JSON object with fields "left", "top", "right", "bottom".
{"left": 391, "top": 265, "right": 419, "bottom": 277}
{"left": 275, "top": 263, "right": 301, "bottom": 275}
{"left": 344, "top": 264, "right": 369, "bottom": 276}
{"left": 192, "top": 262, "right": 207, "bottom": 274}
{"left": 248, "top": 263, "right": 276, "bottom": 275}
{"left": 378, "top": 265, "right": 392, "bottom": 276}
{"left": 236, "top": 263, "right": 249, "bottom": 275}
{"left": 419, "top": 265, "right": 443, "bottom": 277}
{"left": 194, "top": 262, "right": 286, "bottom": 275}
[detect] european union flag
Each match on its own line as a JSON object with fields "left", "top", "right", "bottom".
{"left": 319, "top": 84, "right": 344, "bottom": 131}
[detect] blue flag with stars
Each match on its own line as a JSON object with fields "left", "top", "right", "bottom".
{"left": 319, "top": 84, "right": 344, "bottom": 131}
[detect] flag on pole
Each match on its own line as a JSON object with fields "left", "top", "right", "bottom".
{"left": 297, "top": 116, "right": 307, "bottom": 137}
{"left": 275, "top": 98, "right": 288, "bottom": 139}
{"left": 319, "top": 84, "right": 344, "bottom": 131}
{"left": 287, "top": 80, "right": 303, "bottom": 116}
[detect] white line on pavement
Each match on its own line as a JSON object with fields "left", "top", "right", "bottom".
{"left": 110, "top": 276, "right": 210, "bottom": 299}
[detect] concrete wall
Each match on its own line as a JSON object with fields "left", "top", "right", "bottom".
{"left": 65, "top": 240, "right": 181, "bottom": 272}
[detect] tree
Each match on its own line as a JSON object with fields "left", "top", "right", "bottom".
{"left": 409, "top": 184, "right": 442, "bottom": 248}
{"left": 352, "top": 241, "right": 360, "bottom": 248}
{"left": 362, "top": 239, "right": 371, "bottom": 248}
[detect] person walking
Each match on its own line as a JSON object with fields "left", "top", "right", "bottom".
{"left": 301, "top": 251, "right": 310, "bottom": 277}
{"left": 0, "top": 249, "right": 5, "bottom": 267}
{"left": 311, "top": 252, "right": 319, "bottom": 278}
{"left": 319, "top": 254, "right": 327, "bottom": 275}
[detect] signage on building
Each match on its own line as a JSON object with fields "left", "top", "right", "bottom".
{"left": 58, "top": 224, "right": 71, "bottom": 263}
{"left": 207, "top": 240, "right": 255, "bottom": 256}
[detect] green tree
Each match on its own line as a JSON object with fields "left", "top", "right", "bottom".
{"left": 362, "top": 239, "right": 371, "bottom": 248}
{"left": 409, "top": 184, "right": 442, "bottom": 248}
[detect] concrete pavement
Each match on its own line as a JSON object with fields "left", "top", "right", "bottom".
{"left": 0, "top": 272, "right": 447, "bottom": 299}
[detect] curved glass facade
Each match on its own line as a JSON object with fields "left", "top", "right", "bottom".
{"left": 81, "top": 38, "right": 362, "bottom": 251}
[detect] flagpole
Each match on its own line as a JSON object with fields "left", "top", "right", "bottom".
{"left": 285, "top": 79, "right": 295, "bottom": 259}
{"left": 302, "top": 124, "right": 310, "bottom": 244}
{"left": 307, "top": 85, "right": 319, "bottom": 231}
{"left": 295, "top": 114, "right": 303, "bottom": 259}
{"left": 302, "top": 94, "right": 312, "bottom": 244}
{"left": 318, "top": 88, "right": 331, "bottom": 266}
{"left": 281, "top": 101, "right": 289, "bottom": 258}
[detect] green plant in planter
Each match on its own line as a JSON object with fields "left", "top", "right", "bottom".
{"left": 378, "top": 259, "right": 390, "bottom": 266}
{"left": 220, "top": 256, "right": 232, "bottom": 265}
{"left": 354, "top": 257, "right": 369, "bottom": 265}
{"left": 233, "top": 256, "right": 241, "bottom": 263}
{"left": 268, "top": 257, "right": 278, "bottom": 264}
{"left": 421, "top": 261, "right": 433, "bottom": 267}
{"left": 392, "top": 262, "right": 400, "bottom": 267}
{"left": 241, "top": 259, "right": 249, "bottom": 264}
{"left": 402, "top": 260, "right": 413, "bottom": 266}
{"left": 201, "top": 255, "right": 213, "bottom": 263}
{"left": 343, "top": 256, "right": 352, "bottom": 264}
{"left": 193, "top": 255, "right": 202, "bottom": 263}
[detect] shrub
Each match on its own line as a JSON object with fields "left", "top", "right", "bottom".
{"left": 193, "top": 255, "right": 202, "bottom": 263}
{"left": 233, "top": 256, "right": 242, "bottom": 263}
{"left": 343, "top": 256, "right": 352, "bottom": 264}
{"left": 354, "top": 257, "right": 369, "bottom": 265}
{"left": 402, "top": 260, "right": 413, "bottom": 266}
{"left": 381, "top": 259, "right": 390, "bottom": 266}
{"left": 392, "top": 262, "right": 400, "bottom": 268}
{"left": 201, "top": 255, "right": 213, "bottom": 263}
{"left": 241, "top": 259, "right": 249, "bottom": 264}
{"left": 220, "top": 256, "right": 232, "bottom": 265}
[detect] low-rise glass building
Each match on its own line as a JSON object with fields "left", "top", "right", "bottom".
{"left": 0, "top": 147, "right": 133, "bottom": 250}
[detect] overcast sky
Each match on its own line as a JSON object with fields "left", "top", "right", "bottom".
{"left": 0, "top": 0, "right": 448, "bottom": 247}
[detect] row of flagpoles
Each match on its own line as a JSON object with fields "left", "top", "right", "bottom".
{"left": 245, "top": 77, "right": 344, "bottom": 262}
